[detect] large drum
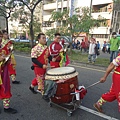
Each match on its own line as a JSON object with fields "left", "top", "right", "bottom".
{"left": 45, "top": 67, "right": 79, "bottom": 104}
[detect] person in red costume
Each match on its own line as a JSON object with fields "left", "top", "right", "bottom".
{"left": 2, "top": 30, "right": 20, "bottom": 84}
{"left": 94, "top": 53, "right": 120, "bottom": 113}
{"left": 0, "top": 31, "right": 17, "bottom": 114}
{"left": 49, "top": 33, "right": 64, "bottom": 68}
{"left": 29, "top": 33, "right": 49, "bottom": 94}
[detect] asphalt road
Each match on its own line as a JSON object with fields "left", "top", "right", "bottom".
{"left": 0, "top": 54, "right": 119, "bottom": 120}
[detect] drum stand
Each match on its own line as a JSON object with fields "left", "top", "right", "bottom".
{"left": 48, "top": 81, "right": 100, "bottom": 116}
{"left": 48, "top": 95, "right": 81, "bottom": 117}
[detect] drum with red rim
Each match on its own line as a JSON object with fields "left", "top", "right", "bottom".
{"left": 45, "top": 67, "right": 79, "bottom": 104}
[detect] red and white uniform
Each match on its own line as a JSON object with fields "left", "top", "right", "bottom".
{"left": 101, "top": 54, "right": 120, "bottom": 111}
{"left": 31, "top": 43, "right": 48, "bottom": 91}
{"left": 49, "top": 41, "right": 62, "bottom": 68}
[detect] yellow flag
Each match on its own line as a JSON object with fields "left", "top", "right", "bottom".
{"left": 59, "top": 52, "right": 64, "bottom": 67}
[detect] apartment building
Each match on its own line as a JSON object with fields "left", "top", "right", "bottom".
{"left": 42, "top": 0, "right": 115, "bottom": 45}
{"left": 90, "top": 0, "right": 113, "bottom": 43}
{"left": 42, "top": 0, "right": 68, "bottom": 33}
{"left": 0, "top": 16, "right": 6, "bottom": 30}
{"left": 42, "top": 0, "right": 85, "bottom": 33}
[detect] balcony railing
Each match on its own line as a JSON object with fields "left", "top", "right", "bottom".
{"left": 92, "top": 12, "right": 112, "bottom": 19}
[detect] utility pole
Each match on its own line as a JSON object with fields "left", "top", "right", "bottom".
{"left": 55, "top": 0, "right": 58, "bottom": 29}
{"left": 61, "top": 0, "right": 64, "bottom": 26}
{"left": 90, "top": 0, "right": 93, "bottom": 16}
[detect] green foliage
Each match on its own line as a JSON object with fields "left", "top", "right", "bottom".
{"left": 14, "top": 42, "right": 31, "bottom": 53}
{"left": 0, "top": 0, "right": 17, "bottom": 31}
{"left": 11, "top": 0, "right": 42, "bottom": 47}
{"left": 68, "top": 50, "right": 109, "bottom": 67}
{"left": 46, "top": 7, "right": 104, "bottom": 38}
{"left": 113, "top": 0, "right": 120, "bottom": 3}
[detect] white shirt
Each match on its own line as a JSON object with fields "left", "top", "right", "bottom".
{"left": 89, "top": 43, "right": 96, "bottom": 54}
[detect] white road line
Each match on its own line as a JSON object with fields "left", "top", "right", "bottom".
{"left": 70, "top": 64, "right": 106, "bottom": 73}
{"left": 79, "top": 106, "right": 119, "bottom": 120}
{"left": 15, "top": 54, "right": 30, "bottom": 58}
{"left": 70, "top": 64, "right": 114, "bottom": 74}
{"left": 15, "top": 54, "right": 107, "bottom": 73}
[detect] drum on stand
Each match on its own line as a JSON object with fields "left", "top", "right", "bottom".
{"left": 45, "top": 67, "right": 79, "bottom": 104}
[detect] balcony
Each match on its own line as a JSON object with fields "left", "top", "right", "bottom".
{"left": 92, "top": 12, "right": 112, "bottom": 19}
{"left": 43, "top": 15, "right": 51, "bottom": 21}
{"left": 44, "top": 1, "right": 68, "bottom": 11}
{"left": 89, "top": 27, "right": 110, "bottom": 34}
{"left": 92, "top": 0, "right": 113, "bottom": 5}
{"left": 44, "top": 2, "right": 56, "bottom": 10}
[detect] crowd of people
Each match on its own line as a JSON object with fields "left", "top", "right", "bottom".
{"left": 0, "top": 30, "right": 120, "bottom": 115}
{"left": 72, "top": 38, "right": 100, "bottom": 64}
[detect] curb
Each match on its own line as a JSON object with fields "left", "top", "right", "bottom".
{"left": 14, "top": 52, "right": 107, "bottom": 70}
{"left": 71, "top": 61, "right": 107, "bottom": 70}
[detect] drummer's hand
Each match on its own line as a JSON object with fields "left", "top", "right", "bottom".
{"left": 43, "top": 64, "right": 47, "bottom": 69}
{"left": 52, "top": 58, "right": 56, "bottom": 62}
{"left": 100, "top": 77, "right": 106, "bottom": 83}
{"left": 59, "top": 48, "right": 64, "bottom": 53}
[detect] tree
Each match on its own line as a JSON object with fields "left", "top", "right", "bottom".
{"left": 46, "top": 7, "right": 105, "bottom": 54}
{"left": 0, "top": 0, "right": 17, "bottom": 32}
{"left": 113, "top": 0, "right": 120, "bottom": 10}
{"left": 46, "top": 7, "right": 104, "bottom": 39}
{"left": 13, "top": 0, "right": 42, "bottom": 47}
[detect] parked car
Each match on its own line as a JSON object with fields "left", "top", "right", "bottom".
{"left": 13, "top": 38, "right": 30, "bottom": 42}
{"left": 10, "top": 38, "right": 15, "bottom": 41}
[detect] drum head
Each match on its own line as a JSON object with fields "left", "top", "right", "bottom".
{"left": 45, "top": 67, "right": 78, "bottom": 80}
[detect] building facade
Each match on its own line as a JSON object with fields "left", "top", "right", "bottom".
{"left": 90, "top": 0, "right": 113, "bottom": 43}
{"left": 42, "top": 0, "right": 115, "bottom": 45}
{"left": 42, "top": 0, "right": 83, "bottom": 33}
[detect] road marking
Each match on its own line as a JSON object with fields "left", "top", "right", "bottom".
{"left": 70, "top": 64, "right": 114, "bottom": 74}
{"left": 15, "top": 54, "right": 30, "bottom": 58}
{"left": 15, "top": 54, "right": 107, "bottom": 73}
{"left": 80, "top": 106, "right": 119, "bottom": 120}
{"left": 70, "top": 64, "right": 106, "bottom": 73}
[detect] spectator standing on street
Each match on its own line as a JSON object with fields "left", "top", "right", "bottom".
{"left": 76, "top": 40, "right": 80, "bottom": 50}
{"left": 81, "top": 39, "right": 86, "bottom": 52}
{"left": 88, "top": 38, "right": 96, "bottom": 64}
{"left": 72, "top": 41, "right": 76, "bottom": 49}
{"left": 102, "top": 41, "right": 107, "bottom": 53}
{"left": 106, "top": 42, "right": 110, "bottom": 54}
{"left": 109, "top": 32, "right": 120, "bottom": 62}
{"left": 94, "top": 53, "right": 120, "bottom": 113}
{"left": 96, "top": 41, "right": 100, "bottom": 50}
